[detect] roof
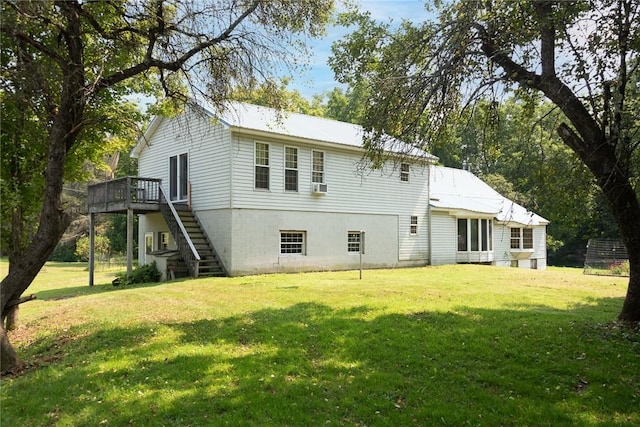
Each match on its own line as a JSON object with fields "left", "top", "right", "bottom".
{"left": 133, "top": 101, "right": 437, "bottom": 159}
{"left": 213, "top": 102, "right": 365, "bottom": 148}
{"left": 430, "top": 166, "right": 549, "bottom": 226}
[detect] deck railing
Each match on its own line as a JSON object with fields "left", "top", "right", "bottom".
{"left": 88, "top": 177, "right": 162, "bottom": 211}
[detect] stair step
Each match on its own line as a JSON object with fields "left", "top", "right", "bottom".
{"left": 161, "top": 204, "right": 226, "bottom": 277}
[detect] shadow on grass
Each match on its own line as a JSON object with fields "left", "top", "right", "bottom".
{"left": 3, "top": 298, "right": 639, "bottom": 426}
{"left": 35, "top": 279, "right": 184, "bottom": 301}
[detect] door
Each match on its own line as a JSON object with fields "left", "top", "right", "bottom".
{"left": 169, "top": 153, "right": 188, "bottom": 201}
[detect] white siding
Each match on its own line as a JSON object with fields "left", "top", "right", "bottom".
{"left": 493, "top": 224, "right": 547, "bottom": 270}
{"left": 398, "top": 214, "right": 429, "bottom": 261}
{"left": 430, "top": 211, "right": 457, "bottom": 265}
{"left": 229, "top": 134, "right": 430, "bottom": 216}
{"left": 491, "top": 224, "right": 513, "bottom": 266}
{"left": 137, "top": 111, "right": 232, "bottom": 209}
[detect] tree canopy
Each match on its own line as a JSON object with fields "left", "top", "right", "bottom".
{"left": 331, "top": 0, "right": 640, "bottom": 321}
{"left": 0, "top": 0, "right": 334, "bottom": 373}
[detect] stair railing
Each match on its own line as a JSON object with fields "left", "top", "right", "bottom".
{"left": 159, "top": 186, "right": 200, "bottom": 277}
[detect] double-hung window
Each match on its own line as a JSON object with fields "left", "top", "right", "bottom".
{"left": 285, "top": 147, "right": 298, "bottom": 192}
{"left": 511, "top": 228, "right": 533, "bottom": 249}
{"left": 255, "top": 142, "right": 270, "bottom": 190}
{"left": 312, "top": 150, "right": 325, "bottom": 183}
{"left": 400, "top": 163, "right": 410, "bottom": 182}
{"left": 280, "top": 231, "right": 306, "bottom": 255}
{"left": 347, "top": 231, "right": 361, "bottom": 253}
{"left": 410, "top": 216, "right": 418, "bottom": 235}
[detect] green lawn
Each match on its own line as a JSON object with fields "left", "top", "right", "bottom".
{"left": 1, "top": 261, "right": 638, "bottom": 426}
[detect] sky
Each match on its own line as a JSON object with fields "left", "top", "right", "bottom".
{"left": 290, "top": 0, "right": 434, "bottom": 99}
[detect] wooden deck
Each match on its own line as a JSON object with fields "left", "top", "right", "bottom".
{"left": 88, "top": 177, "right": 162, "bottom": 214}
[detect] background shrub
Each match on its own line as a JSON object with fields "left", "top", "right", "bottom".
{"left": 115, "top": 261, "right": 161, "bottom": 285}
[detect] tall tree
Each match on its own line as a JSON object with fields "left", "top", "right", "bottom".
{"left": 0, "top": 0, "right": 333, "bottom": 373}
{"left": 331, "top": 0, "right": 640, "bottom": 321}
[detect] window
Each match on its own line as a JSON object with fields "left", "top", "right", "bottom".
{"left": 348, "top": 231, "right": 361, "bottom": 253}
{"left": 459, "top": 218, "right": 493, "bottom": 252}
{"left": 410, "top": 216, "right": 418, "bottom": 235}
{"left": 280, "top": 231, "right": 306, "bottom": 255}
{"left": 510, "top": 228, "right": 521, "bottom": 249}
{"left": 481, "top": 219, "right": 488, "bottom": 251}
{"left": 470, "top": 219, "right": 479, "bottom": 251}
{"left": 285, "top": 147, "right": 298, "bottom": 192}
{"left": 159, "top": 232, "right": 170, "bottom": 250}
{"left": 312, "top": 150, "right": 324, "bottom": 183}
{"left": 488, "top": 220, "right": 493, "bottom": 251}
{"left": 255, "top": 142, "right": 270, "bottom": 190}
{"left": 458, "top": 219, "right": 468, "bottom": 251}
{"left": 169, "top": 153, "right": 188, "bottom": 201}
{"left": 145, "top": 232, "right": 154, "bottom": 254}
{"left": 523, "top": 228, "right": 533, "bottom": 249}
{"left": 511, "top": 228, "right": 534, "bottom": 249}
{"left": 400, "top": 163, "right": 410, "bottom": 182}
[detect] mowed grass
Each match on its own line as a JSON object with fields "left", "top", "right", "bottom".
{"left": 1, "top": 261, "right": 638, "bottom": 426}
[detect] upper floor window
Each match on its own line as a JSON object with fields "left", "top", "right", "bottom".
{"left": 285, "top": 147, "right": 298, "bottom": 192}
{"left": 312, "top": 150, "right": 325, "bottom": 183}
{"left": 511, "top": 228, "right": 533, "bottom": 249}
{"left": 400, "top": 163, "right": 410, "bottom": 182}
{"left": 255, "top": 142, "right": 270, "bottom": 190}
{"left": 458, "top": 218, "right": 493, "bottom": 252}
{"left": 410, "top": 216, "right": 418, "bottom": 235}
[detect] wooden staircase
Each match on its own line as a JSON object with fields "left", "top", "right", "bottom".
{"left": 176, "top": 210, "right": 226, "bottom": 277}
{"left": 159, "top": 197, "right": 226, "bottom": 278}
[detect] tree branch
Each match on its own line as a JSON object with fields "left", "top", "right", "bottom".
{"left": 472, "top": 21, "right": 603, "bottom": 152}
{"left": 95, "top": 0, "right": 261, "bottom": 93}
{"left": 6, "top": 294, "right": 36, "bottom": 309}
{"left": 533, "top": 0, "right": 556, "bottom": 77}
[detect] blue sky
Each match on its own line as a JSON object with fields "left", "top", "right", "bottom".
{"left": 291, "top": 0, "right": 434, "bottom": 99}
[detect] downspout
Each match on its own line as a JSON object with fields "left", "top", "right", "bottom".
{"left": 428, "top": 164, "right": 433, "bottom": 265}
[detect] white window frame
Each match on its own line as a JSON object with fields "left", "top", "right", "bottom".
{"left": 280, "top": 231, "right": 306, "bottom": 255}
{"left": 400, "top": 163, "right": 410, "bottom": 182}
{"left": 169, "top": 153, "right": 188, "bottom": 201}
{"left": 284, "top": 146, "right": 298, "bottom": 192}
{"left": 255, "top": 142, "right": 270, "bottom": 190}
{"left": 347, "top": 231, "right": 361, "bottom": 253}
{"left": 511, "top": 227, "right": 534, "bottom": 249}
{"left": 458, "top": 217, "right": 493, "bottom": 253}
{"left": 410, "top": 216, "right": 418, "bottom": 235}
{"left": 312, "top": 150, "right": 325, "bottom": 184}
{"left": 144, "top": 232, "right": 154, "bottom": 265}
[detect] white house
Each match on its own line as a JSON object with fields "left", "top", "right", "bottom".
{"left": 88, "top": 102, "right": 548, "bottom": 278}
{"left": 130, "top": 102, "right": 438, "bottom": 277}
{"left": 429, "top": 166, "right": 549, "bottom": 269}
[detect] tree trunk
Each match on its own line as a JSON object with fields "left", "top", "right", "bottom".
{"left": 5, "top": 305, "right": 19, "bottom": 331}
{"left": 0, "top": 324, "right": 23, "bottom": 374}
{"left": 620, "top": 250, "right": 640, "bottom": 322}
{"left": 0, "top": 107, "right": 75, "bottom": 373}
{"left": 555, "top": 124, "right": 640, "bottom": 322}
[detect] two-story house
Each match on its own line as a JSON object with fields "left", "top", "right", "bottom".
{"left": 87, "top": 101, "right": 547, "bottom": 279}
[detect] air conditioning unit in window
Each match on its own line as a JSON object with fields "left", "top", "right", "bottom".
{"left": 312, "top": 183, "right": 328, "bottom": 194}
